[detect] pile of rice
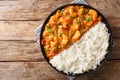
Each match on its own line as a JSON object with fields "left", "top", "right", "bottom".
{"left": 50, "top": 22, "right": 110, "bottom": 74}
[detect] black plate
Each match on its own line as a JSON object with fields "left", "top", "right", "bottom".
{"left": 39, "top": 3, "right": 113, "bottom": 76}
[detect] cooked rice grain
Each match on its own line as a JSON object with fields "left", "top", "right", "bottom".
{"left": 50, "top": 22, "right": 110, "bottom": 74}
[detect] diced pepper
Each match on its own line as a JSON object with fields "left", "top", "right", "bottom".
{"left": 49, "top": 51, "right": 55, "bottom": 57}
{"left": 93, "top": 18, "right": 98, "bottom": 23}
{"left": 41, "top": 39, "right": 46, "bottom": 45}
{"left": 65, "top": 17, "right": 72, "bottom": 24}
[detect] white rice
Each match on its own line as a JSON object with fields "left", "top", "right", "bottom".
{"left": 50, "top": 22, "right": 110, "bottom": 74}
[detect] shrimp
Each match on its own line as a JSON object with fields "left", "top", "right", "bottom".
{"left": 72, "top": 30, "right": 81, "bottom": 42}
{"left": 69, "top": 6, "right": 77, "bottom": 17}
{"left": 42, "top": 30, "right": 49, "bottom": 38}
{"left": 88, "top": 10, "right": 98, "bottom": 21}
{"left": 78, "top": 7, "right": 84, "bottom": 15}
{"left": 49, "top": 36, "right": 58, "bottom": 49}
{"left": 61, "top": 34, "right": 69, "bottom": 46}
{"left": 49, "top": 15, "right": 59, "bottom": 24}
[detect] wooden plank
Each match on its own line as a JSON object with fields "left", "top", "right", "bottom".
{"left": 0, "top": 21, "right": 119, "bottom": 41}
{"left": 0, "top": 21, "right": 40, "bottom": 41}
{"left": 0, "top": 0, "right": 119, "bottom": 27}
{"left": 109, "top": 38, "right": 120, "bottom": 60}
{"left": 0, "top": 61, "right": 119, "bottom": 80}
{"left": 0, "top": 0, "right": 71, "bottom": 20}
{"left": 0, "top": 41, "right": 44, "bottom": 61}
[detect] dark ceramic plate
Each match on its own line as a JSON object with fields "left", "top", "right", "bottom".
{"left": 39, "top": 3, "right": 114, "bottom": 76}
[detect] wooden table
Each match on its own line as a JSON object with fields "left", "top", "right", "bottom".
{"left": 0, "top": 0, "right": 119, "bottom": 80}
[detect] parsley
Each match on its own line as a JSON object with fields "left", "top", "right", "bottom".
{"left": 81, "top": 29, "right": 85, "bottom": 33}
{"left": 69, "top": 15, "right": 73, "bottom": 20}
{"left": 48, "top": 28, "right": 53, "bottom": 34}
{"left": 86, "top": 17, "right": 91, "bottom": 22}
{"left": 44, "top": 47, "right": 48, "bottom": 52}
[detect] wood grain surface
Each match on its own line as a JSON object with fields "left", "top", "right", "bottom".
{"left": 0, "top": 0, "right": 119, "bottom": 80}
{"left": 0, "top": 61, "right": 119, "bottom": 80}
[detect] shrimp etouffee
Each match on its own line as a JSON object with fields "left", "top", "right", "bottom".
{"left": 41, "top": 6, "right": 102, "bottom": 59}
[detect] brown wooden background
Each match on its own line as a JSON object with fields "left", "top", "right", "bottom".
{"left": 0, "top": 0, "right": 119, "bottom": 80}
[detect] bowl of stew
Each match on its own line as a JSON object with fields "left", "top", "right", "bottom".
{"left": 39, "top": 3, "right": 113, "bottom": 76}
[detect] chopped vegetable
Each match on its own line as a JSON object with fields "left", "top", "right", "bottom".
{"left": 81, "top": 29, "right": 85, "bottom": 33}
{"left": 69, "top": 31, "right": 72, "bottom": 38}
{"left": 46, "top": 24, "right": 50, "bottom": 28}
{"left": 41, "top": 39, "right": 46, "bottom": 45}
{"left": 61, "top": 9, "right": 64, "bottom": 14}
{"left": 51, "top": 48, "right": 55, "bottom": 51}
{"left": 86, "top": 17, "right": 91, "bottom": 22}
{"left": 49, "top": 51, "right": 55, "bottom": 57}
{"left": 48, "top": 28, "right": 53, "bottom": 33}
{"left": 65, "top": 17, "right": 72, "bottom": 24}
{"left": 44, "top": 47, "right": 48, "bottom": 52}
{"left": 75, "top": 19, "right": 79, "bottom": 24}
{"left": 84, "top": 9, "right": 89, "bottom": 14}
{"left": 79, "top": 18, "right": 83, "bottom": 22}
{"left": 69, "top": 15, "right": 73, "bottom": 20}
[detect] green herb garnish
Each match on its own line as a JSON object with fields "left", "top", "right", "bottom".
{"left": 48, "top": 28, "right": 53, "bottom": 34}
{"left": 44, "top": 47, "right": 48, "bottom": 52}
{"left": 81, "top": 29, "right": 85, "bottom": 33}
{"left": 69, "top": 15, "right": 73, "bottom": 20}
{"left": 86, "top": 17, "right": 91, "bottom": 22}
